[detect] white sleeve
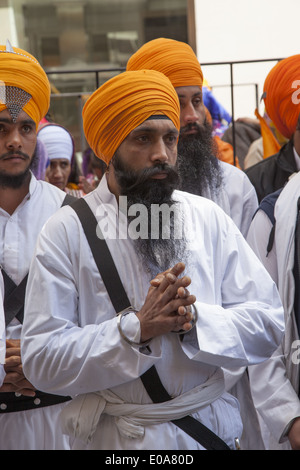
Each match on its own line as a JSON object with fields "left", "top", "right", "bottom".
{"left": 0, "top": 272, "right": 6, "bottom": 386}
{"left": 246, "top": 208, "right": 278, "bottom": 285}
{"left": 21, "top": 213, "right": 162, "bottom": 397}
{"left": 181, "top": 222, "right": 284, "bottom": 368}
{"left": 248, "top": 344, "right": 300, "bottom": 444}
{"left": 246, "top": 204, "right": 300, "bottom": 444}
{"left": 238, "top": 175, "right": 259, "bottom": 238}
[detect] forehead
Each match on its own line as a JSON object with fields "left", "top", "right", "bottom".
{"left": 49, "top": 158, "right": 71, "bottom": 164}
{"left": 129, "top": 118, "right": 179, "bottom": 135}
{"left": 175, "top": 85, "right": 202, "bottom": 99}
{"left": 0, "top": 108, "right": 34, "bottom": 125}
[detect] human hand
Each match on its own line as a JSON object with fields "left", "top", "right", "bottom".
{"left": 136, "top": 263, "right": 196, "bottom": 342}
{"left": 0, "top": 339, "right": 36, "bottom": 397}
{"left": 150, "top": 262, "right": 193, "bottom": 313}
{"left": 78, "top": 175, "right": 96, "bottom": 194}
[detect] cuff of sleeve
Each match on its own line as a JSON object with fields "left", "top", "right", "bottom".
{"left": 120, "top": 310, "right": 142, "bottom": 343}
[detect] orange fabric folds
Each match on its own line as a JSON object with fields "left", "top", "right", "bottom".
{"left": 254, "top": 109, "right": 281, "bottom": 159}
{"left": 82, "top": 69, "right": 180, "bottom": 164}
{"left": 126, "top": 38, "right": 203, "bottom": 88}
{"left": 0, "top": 44, "right": 50, "bottom": 126}
{"left": 263, "top": 55, "right": 300, "bottom": 139}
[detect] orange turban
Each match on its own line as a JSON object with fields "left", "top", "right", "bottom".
{"left": 127, "top": 38, "right": 203, "bottom": 89}
{"left": 263, "top": 55, "right": 300, "bottom": 139}
{"left": 82, "top": 69, "right": 180, "bottom": 164}
{"left": 0, "top": 43, "right": 50, "bottom": 127}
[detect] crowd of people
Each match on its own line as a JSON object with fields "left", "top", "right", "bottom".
{"left": 0, "top": 36, "right": 299, "bottom": 451}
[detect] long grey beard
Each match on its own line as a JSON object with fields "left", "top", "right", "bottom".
{"left": 128, "top": 198, "right": 188, "bottom": 278}
{"left": 177, "top": 121, "right": 223, "bottom": 199}
{"left": 112, "top": 154, "right": 189, "bottom": 278}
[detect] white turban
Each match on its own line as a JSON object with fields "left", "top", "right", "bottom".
{"left": 38, "top": 124, "right": 74, "bottom": 162}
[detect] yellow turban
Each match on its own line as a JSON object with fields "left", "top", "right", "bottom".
{"left": 0, "top": 43, "right": 50, "bottom": 127}
{"left": 263, "top": 55, "right": 300, "bottom": 139}
{"left": 82, "top": 69, "right": 180, "bottom": 164}
{"left": 126, "top": 38, "right": 203, "bottom": 88}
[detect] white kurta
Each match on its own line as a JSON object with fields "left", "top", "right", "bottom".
{"left": 203, "top": 160, "right": 258, "bottom": 238}
{"left": 21, "top": 175, "right": 284, "bottom": 450}
{"left": 247, "top": 172, "right": 300, "bottom": 450}
{"left": 0, "top": 272, "right": 5, "bottom": 387}
{"left": 0, "top": 173, "right": 71, "bottom": 450}
{"left": 203, "top": 160, "right": 260, "bottom": 448}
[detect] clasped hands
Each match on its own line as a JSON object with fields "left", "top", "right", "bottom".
{"left": 136, "top": 262, "right": 196, "bottom": 343}
{"left": 0, "top": 339, "right": 36, "bottom": 397}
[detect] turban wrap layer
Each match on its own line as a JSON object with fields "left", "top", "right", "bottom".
{"left": 126, "top": 38, "right": 203, "bottom": 89}
{"left": 82, "top": 69, "right": 180, "bottom": 164}
{"left": 0, "top": 45, "right": 50, "bottom": 127}
{"left": 263, "top": 55, "right": 300, "bottom": 139}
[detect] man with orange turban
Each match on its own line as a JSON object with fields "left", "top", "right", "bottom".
{"left": 0, "top": 40, "right": 72, "bottom": 450}
{"left": 127, "top": 38, "right": 266, "bottom": 450}
{"left": 245, "top": 56, "right": 300, "bottom": 450}
{"left": 246, "top": 55, "right": 300, "bottom": 202}
{"left": 21, "top": 69, "right": 284, "bottom": 451}
{"left": 127, "top": 37, "right": 258, "bottom": 239}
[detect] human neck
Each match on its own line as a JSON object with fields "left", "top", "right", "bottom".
{"left": 0, "top": 173, "right": 31, "bottom": 215}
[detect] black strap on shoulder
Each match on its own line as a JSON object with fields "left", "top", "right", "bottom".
{"left": 70, "top": 197, "right": 131, "bottom": 313}
{"left": 2, "top": 270, "right": 28, "bottom": 325}
{"left": 258, "top": 189, "right": 282, "bottom": 226}
{"left": 254, "top": 188, "right": 282, "bottom": 257}
{"left": 2, "top": 193, "right": 78, "bottom": 326}
{"left": 61, "top": 193, "right": 78, "bottom": 207}
{"left": 70, "top": 197, "right": 230, "bottom": 450}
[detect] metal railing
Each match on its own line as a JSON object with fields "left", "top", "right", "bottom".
{"left": 46, "top": 57, "right": 283, "bottom": 163}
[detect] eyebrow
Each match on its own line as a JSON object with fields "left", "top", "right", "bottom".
{"left": 177, "top": 91, "right": 202, "bottom": 99}
{"left": 0, "top": 117, "right": 35, "bottom": 125}
{"left": 132, "top": 126, "right": 179, "bottom": 135}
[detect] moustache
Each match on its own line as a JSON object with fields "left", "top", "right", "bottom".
{"left": 0, "top": 150, "right": 30, "bottom": 161}
{"left": 180, "top": 122, "right": 201, "bottom": 135}
{"left": 125, "top": 163, "right": 178, "bottom": 191}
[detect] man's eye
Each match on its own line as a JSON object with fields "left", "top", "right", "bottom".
{"left": 166, "top": 135, "right": 177, "bottom": 143}
{"left": 193, "top": 99, "right": 202, "bottom": 107}
{"left": 137, "top": 135, "right": 149, "bottom": 142}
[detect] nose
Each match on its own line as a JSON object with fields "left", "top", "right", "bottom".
{"left": 181, "top": 102, "right": 198, "bottom": 126}
{"left": 53, "top": 165, "right": 63, "bottom": 178}
{"left": 150, "top": 138, "right": 168, "bottom": 164}
{"left": 6, "top": 128, "right": 22, "bottom": 150}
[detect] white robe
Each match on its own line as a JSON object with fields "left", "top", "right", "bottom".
{"left": 203, "top": 160, "right": 258, "bottom": 238}
{"left": 204, "top": 160, "right": 261, "bottom": 448}
{"left": 0, "top": 173, "right": 71, "bottom": 450}
{"left": 247, "top": 172, "right": 300, "bottom": 450}
{"left": 0, "top": 272, "right": 5, "bottom": 387}
{"left": 21, "top": 175, "right": 284, "bottom": 450}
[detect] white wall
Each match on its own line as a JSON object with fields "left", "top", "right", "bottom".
{"left": 194, "top": 0, "right": 300, "bottom": 119}
{"left": 0, "top": 6, "right": 18, "bottom": 47}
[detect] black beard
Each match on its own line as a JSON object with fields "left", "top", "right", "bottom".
{"left": 0, "top": 148, "right": 37, "bottom": 189}
{"left": 112, "top": 154, "right": 188, "bottom": 277}
{"left": 177, "top": 118, "right": 223, "bottom": 198}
